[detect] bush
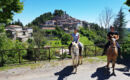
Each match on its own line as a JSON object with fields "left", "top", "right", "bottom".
{"left": 61, "top": 33, "right": 71, "bottom": 45}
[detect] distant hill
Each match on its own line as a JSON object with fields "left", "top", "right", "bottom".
{"left": 27, "top": 9, "right": 84, "bottom": 29}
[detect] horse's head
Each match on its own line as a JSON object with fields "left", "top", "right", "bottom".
{"left": 72, "top": 42, "right": 79, "bottom": 49}
{"left": 110, "top": 37, "right": 117, "bottom": 47}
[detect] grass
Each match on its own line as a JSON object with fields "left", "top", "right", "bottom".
{"left": 83, "top": 56, "right": 107, "bottom": 63}
{"left": 0, "top": 62, "right": 45, "bottom": 71}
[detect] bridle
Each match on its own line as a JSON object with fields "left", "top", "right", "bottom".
{"left": 110, "top": 37, "right": 117, "bottom": 49}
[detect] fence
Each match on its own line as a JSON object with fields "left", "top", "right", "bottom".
{"left": 0, "top": 42, "right": 130, "bottom": 67}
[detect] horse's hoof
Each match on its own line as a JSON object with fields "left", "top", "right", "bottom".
{"left": 112, "top": 72, "right": 116, "bottom": 76}
{"left": 80, "top": 62, "right": 83, "bottom": 65}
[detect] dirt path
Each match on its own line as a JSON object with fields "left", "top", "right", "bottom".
{"left": 0, "top": 58, "right": 130, "bottom": 80}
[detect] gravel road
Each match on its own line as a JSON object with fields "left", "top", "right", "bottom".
{"left": 0, "top": 58, "right": 130, "bottom": 80}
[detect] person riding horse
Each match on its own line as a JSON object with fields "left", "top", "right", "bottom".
{"left": 69, "top": 27, "right": 82, "bottom": 56}
{"left": 102, "top": 26, "right": 121, "bottom": 56}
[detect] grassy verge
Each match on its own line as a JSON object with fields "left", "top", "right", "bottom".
{"left": 83, "top": 56, "right": 107, "bottom": 63}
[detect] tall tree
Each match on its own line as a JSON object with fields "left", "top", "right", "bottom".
{"left": 33, "top": 26, "right": 47, "bottom": 48}
{"left": 12, "top": 19, "right": 23, "bottom": 27}
{"left": 0, "top": 0, "right": 23, "bottom": 24}
{"left": 113, "top": 8, "right": 126, "bottom": 41}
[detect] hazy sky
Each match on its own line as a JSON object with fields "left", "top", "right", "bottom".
{"left": 13, "top": 0, "right": 130, "bottom": 28}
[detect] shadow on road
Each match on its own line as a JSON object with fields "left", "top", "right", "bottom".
{"left": 54, "top": 65, "right": 74, "bottom": 80}
{"left": 91, "top": 66, "right": 115, "bottom": 80}
{"left": 116, "top": 56, "right": 130, "bottom": 77}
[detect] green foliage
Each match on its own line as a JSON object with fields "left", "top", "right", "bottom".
{"left": 79, "top": 27, "right": 106, "bottom": 45}
{"left": 46, "top": 40, "right": 63, "bottom": 47}
{"left": 61, "top": 33, "right": 71, "bottom": 45}
{"left": 79, "top": 35, "right": 94, "bottom": 45}
{"left": 0, "top": 36, "right": 27, "bottom": 64}
{"left": 0, "top": 0, "right": 23, "bottom": 24}
{"left": 0, "top": 34, "right": 13, "bottom": 50}
{"left": 32, "top": 12, "right": 53, "bottom": 25}
{"left": 33, "top": 26, "right": 47, "bottom": 48}
{"left": 0, "top": 24, "right": 5, "bottom": 33}
{"left": 53, "top": 9, "right": 64, "bottom": 16}
{"left": 26, "top": 38, "right": 35, "bottom": 60}
{"left": 55, "top": 26, "right": 64, "bottom": 38}
{"left": 6, "top": 40, "right": 27, "bottom": 64}
{"left": 125, "top": 0, "right": 130, "bottom": 6}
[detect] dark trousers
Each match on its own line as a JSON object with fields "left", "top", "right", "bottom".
{"left": 69, "top": 42, "right": 82, "bottom": 56}
{"left": 103, "top": 41, "right": 121, "bottom": 55}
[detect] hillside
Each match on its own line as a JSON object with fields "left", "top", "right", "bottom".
{"left": 27, "top": 10, "right": 83, "bottom": 30}
{"left": 26, "top": 9, "right": 107, "bottom": 47}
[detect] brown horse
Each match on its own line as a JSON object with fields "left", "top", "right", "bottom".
{"left": 106, "top": 35, "right": 118, "bottom": 75}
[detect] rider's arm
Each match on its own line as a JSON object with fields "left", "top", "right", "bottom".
{"left": 116, "top": 35, "right": 119, "bottom": 40}
{"left": 115, "top": 32, "right": 119, "bottom": 40}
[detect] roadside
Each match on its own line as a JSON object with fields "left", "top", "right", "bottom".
{"left": 0, "top": 56, "right": 129, "bottom": 80}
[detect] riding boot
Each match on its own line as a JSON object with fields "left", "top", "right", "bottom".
{"left": 68, "top": 43, "right": 72, "bottom": 55}
{"left": 102, "top": 41, "right": 110, "bottom": 56}
{"left": 118, "top": 48, "right": 122, "bottom": 57}
{"left": 102, "top": 48, "right": 107, "bottom": 56}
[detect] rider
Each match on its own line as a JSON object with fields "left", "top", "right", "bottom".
{"left": 69, "top": 27, "right": 82, "bottom": 55}
{"left": 102, "top": 26, "right": 121, "bottom": 56}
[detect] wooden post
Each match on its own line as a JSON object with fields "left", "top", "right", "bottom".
{"left": 95, "top": 46, "right": 97, "bottom": 56}
{"left": 18, "top": 50, "right": 21, "bottom": 64}
{"left": 122, "top": 43, "right": 124, "bottom": 54}
{"left": 34, "top": 49, "right": 37, "bottom": 63}
{"left": 48, "top": 47, "right": 51, "bottom": 62}
{"left": 84, "top": 46, "right": 87, "bottom": 57}
{"left": 1, "top": 50, "right": 4, "bottom": 66}
{"left": 62, "top": 47, "right": 63, "bottom": 59}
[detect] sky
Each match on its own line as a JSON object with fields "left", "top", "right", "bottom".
{"left": 13, "top": 0, "right": 130, "bottom": 28}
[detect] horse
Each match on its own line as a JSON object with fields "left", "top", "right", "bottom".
{"left": 71, "top": 42, "right": 80, "bottom": 73}
{"left": 106, "top": 35, "right": 118, "bottom": 75}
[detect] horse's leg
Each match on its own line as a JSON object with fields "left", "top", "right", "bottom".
{"left": 112, "top": 59, "right": 116, "bottom": 75}
{"left": 106, "top": 57, "right": 110, "bottom": 71}
{"left": 72, "top": 59, "right": 74, "bottom": 70}
{"left": 80, "top": 56, "right": 83, "bottom": 65}
{"left": 106, "top": 57, "right": 110, "bottom": 68}
{"left": 78, "top": 56, "right": 80, "bottom": 65}
{"left": 72, "top": 55, "right": 75, "bottom": 68}
{"left": 80, "top": 48, "right": 82, "bottom": 65}
{"left": 75, "top": 55, "right": 79, "bottom": 73}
